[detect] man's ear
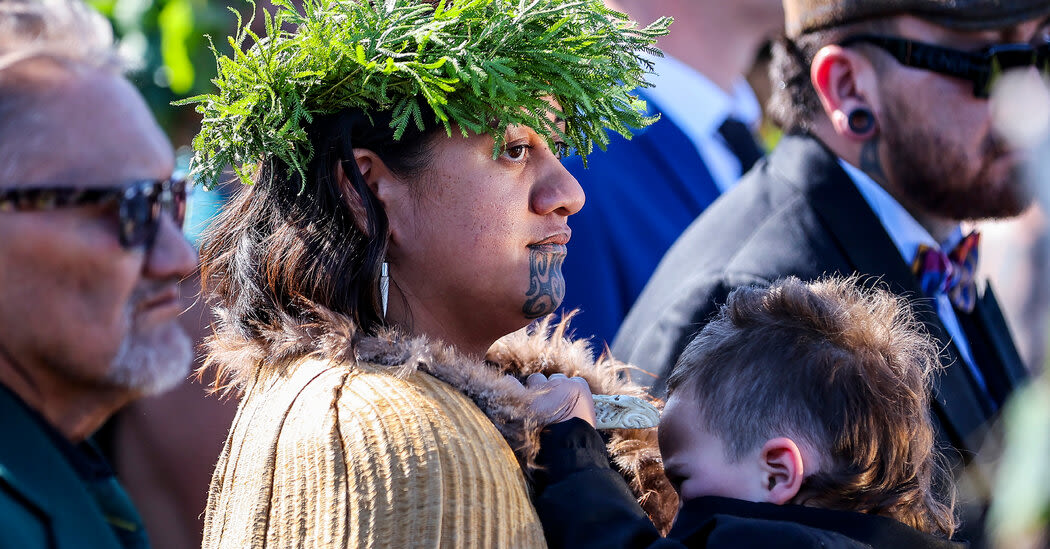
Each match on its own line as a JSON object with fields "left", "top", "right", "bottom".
{"left": 759, "top": 437, "right": 806, "bottom": 505}
{"left": 334, "top": 149, "right": 398, "bottom": 238}
{"left": 810, "top": 44, "right": 880, "bottom": 141}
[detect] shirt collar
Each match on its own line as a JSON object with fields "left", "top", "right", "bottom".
{"left": 641, "top": 53, "right": 761, "bottom": 141}
{"left": 839, "top": 159, "right": 964, "bottom": 260}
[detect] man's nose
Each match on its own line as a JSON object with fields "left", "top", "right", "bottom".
{"left": 145, "top": 215, "right": 199, "bottom": 280}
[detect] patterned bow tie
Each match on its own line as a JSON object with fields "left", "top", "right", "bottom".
{"left": 911, "top": 231, "right": 980, "bottom": 313}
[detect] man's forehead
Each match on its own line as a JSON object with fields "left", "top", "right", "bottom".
{"left": 0, "top": 60, "right": 173, "bottom": 189}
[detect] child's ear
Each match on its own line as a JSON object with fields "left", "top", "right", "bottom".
{"left": 758, "top": 437, "right": 806, "bottom": 505}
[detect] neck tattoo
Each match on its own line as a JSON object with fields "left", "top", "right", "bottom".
{"left": 859, "top": 137, "right": 889, "bottom": 186}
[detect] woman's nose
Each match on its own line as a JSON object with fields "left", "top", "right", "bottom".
{"left": 532, "top": 159, "right": 585, "bottom": 217}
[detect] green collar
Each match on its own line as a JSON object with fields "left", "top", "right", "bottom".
{"left": 0, "top": 387, "right": 125, "bottom": 548}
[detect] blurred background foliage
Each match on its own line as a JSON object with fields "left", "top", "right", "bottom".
{"left": 88, "top": 0, "right": 238, "bottom": 145}
{"left": 88, "top": 0, "right": 253, "bottom": 242}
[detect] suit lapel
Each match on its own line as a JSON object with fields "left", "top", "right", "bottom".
{"left": 769, "top": 134, "right": 991, "bottom": 454}
{"left": 963, "top": 285, "right": 1028, "bottom": 403}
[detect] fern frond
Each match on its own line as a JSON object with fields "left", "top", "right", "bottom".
{"left": 180, "top": 0, "right": 671, "bottom": 189}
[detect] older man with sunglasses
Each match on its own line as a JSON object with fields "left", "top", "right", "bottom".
{"left": 0, "top": 1, "right": 197, "bottom": 547}
{"left": 615, "top": 0, "right": 1050, "bottom": 539}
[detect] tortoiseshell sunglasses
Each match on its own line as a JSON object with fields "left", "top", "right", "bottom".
{"left": 0, "top": 176, "right": 188, "bottom": 249}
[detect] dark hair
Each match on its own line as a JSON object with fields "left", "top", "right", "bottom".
{"left": 200, "top": 108, "right": 440, "bottom": 383}
{"left": 666, "top": 276, "right": 956, "bottom": 537}
{"left": 767, "top": 19, "right": 893, "bottom": 132}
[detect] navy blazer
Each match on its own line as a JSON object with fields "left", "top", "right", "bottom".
{"left": 613, "top": 133, "right": 1027, "bottom": 459}
{"left": 560, "top": 106, "right": 719, "bottom": 348}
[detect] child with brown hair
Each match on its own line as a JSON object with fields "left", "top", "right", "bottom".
{"left": 527, "top": 276, "right": 962, "bottom": 548}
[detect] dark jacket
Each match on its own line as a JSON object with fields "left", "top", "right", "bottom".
{"left": 612, "top": 133, "right": 1027, "bottom": 460}
{"left": 534, "top": 419, "right": 965, "bottom": 549}
{"left": 0, "top": 386, "right": 143, "bottom": 549}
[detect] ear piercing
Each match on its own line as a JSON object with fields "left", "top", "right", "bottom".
{"left": 380, "top": 262, "right": 389, "bottom": 318}
{"left": 847, "top": 107, "right": 876, "bottom": 136}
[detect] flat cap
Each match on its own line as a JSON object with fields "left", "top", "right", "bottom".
{"left": 785, "top": 0, "right": 1050, "bottom": 36}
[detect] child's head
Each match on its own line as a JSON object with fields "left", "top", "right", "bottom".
{"left": 658, "top": 276, "right": 955, "bottom": 536}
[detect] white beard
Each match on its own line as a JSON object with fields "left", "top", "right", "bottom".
{"left": 105, "top": 306, "right": 194, "bottom": 397}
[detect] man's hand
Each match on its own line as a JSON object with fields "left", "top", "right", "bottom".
{"left": 524, "top": 373, "right": 597, "bottom": 427}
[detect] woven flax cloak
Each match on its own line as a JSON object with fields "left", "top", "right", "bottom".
{"left": 202, "top": 314, "right": 676, "bottom": 548}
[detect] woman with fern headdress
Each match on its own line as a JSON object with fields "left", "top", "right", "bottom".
{"left": 187, "top": 0, "right": 673, "bottom": 546}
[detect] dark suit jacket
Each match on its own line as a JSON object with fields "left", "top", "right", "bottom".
{"left": 0, "top": 386, "right": 127, "bottom": 549}
{"left": 560, "top": 102, "right": 720, "bottom": 348}
{"left": 612, "top": 133, "right": 1027, "bottom": 458}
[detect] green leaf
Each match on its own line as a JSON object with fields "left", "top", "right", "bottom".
{"left": 158, "top": 0, "right": 196, "bottom": 93}
{"left": 181, "top": 0, "right": 672, "bottom": 188}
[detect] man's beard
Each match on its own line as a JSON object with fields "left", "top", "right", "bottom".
{"left": 104, "top": 287, "right": 193, "bottom": 396}
{"left": 881, "top": 94, "right": 1032, "bottom": 222}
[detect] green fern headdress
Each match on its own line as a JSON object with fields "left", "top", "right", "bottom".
{"left": 179, "top": 0, "right": 671, "bottom": 188}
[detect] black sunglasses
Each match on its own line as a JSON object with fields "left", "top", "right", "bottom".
{"left": 840, "top": 34, "right": 1050, "bottom": 98}
{"left": 0, "top": 176, "right": 188, "bottom": 249}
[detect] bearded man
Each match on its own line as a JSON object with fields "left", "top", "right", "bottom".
{"left": 0, "top": 1, "right": 198, "bottom": 547}
{"left": 614, "top": 0, "right": 1048, "bottom": 517}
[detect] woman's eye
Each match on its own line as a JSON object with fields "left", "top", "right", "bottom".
{"left": 553, "top": 141, "right": 569, "bottom": 160}
{"left": 503, "top": 144, "right": 531, "bottom": 162}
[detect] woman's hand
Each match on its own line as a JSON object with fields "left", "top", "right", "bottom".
{"left": 524, "top": 373, "right": 596, "bottom": 427}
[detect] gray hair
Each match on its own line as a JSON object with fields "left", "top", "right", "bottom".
{"left": 0, "top": 0, "right": 121, "bottom": 72}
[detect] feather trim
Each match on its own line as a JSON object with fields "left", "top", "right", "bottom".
{"left": 205, "top": 308, "right": 678, "bottom": 533}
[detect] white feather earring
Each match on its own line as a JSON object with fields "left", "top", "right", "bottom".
{"left": 380, "top": 262, "right": 390, "bottom": 318}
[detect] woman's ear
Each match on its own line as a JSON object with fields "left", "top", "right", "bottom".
{"left": 334, "top": 149, "right": 398, "bottom": 238}
{"left": 810, "top": 44, "right": 880, "bottom": 141}
{"left": 334, "top": 157, "right": 370, "bottom": 236}
{"left": 759, "top": 437, "right": 806, "bottom": 505}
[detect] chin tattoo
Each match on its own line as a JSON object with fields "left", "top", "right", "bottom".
{"left": 523, "top": 247, "right": 566, "bottom": 319}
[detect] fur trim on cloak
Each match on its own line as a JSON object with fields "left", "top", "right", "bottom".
{"left": 205, "top": 308, "right": 679, "bottom": 533}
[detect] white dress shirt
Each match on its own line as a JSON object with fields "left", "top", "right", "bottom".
{"left": 840, "top": 160, "right": 990, "bottom": 396}
{"left": 642, "top": 54, "right": 762, "bottom": 193}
